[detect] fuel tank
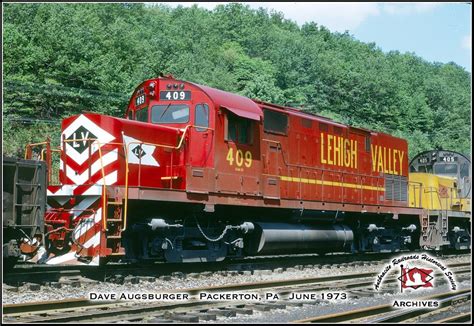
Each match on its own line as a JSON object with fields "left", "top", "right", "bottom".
{"left": 244, "top": 223, "right": 353, "bottom": 255}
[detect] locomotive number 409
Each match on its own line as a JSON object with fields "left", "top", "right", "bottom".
{"left": 159, "top": 91, "right": 191, "bottom": 101}
{"left": 226, "top": 148, "right": 252, "bottom": 168}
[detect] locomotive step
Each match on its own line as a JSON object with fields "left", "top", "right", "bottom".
{"left": 161, "top": 176, "right": 180, "bottom": 180}
{"left": 107, "top": 201, "right": 123, "bottom": 205}
{"left": 107, "top": 235, "right": 122, "bottom": 239}
{"left": 107, "top": 219, "right": 122, "bottom": 222}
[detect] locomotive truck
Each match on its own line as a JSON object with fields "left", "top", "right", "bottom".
{"left": 3, "top": 75, "right": 471, "bottom": 265}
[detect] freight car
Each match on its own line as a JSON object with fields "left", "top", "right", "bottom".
{"left": 10, "top": 75, "right": 471, "bottom": 265}
{"left": 3, "top": 157, "right": 47, "bottom": 267}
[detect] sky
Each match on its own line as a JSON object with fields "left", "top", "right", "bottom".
{"left": 157, "top": 2, "right": 472, "bottom": 72}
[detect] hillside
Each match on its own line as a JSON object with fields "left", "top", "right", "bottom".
{"left": 3, "top": 3, "right": 471, "bottom": 159}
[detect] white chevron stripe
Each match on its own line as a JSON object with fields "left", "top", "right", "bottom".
{"left": 73, "top": 218, "right": 95, "bottom": 240}
{"left": 46, "top": 252, "right": 78, "bottom": 265}
{"left": 91, "top": 170, "right": 118, "bottom": 187}
{"left": 72, "top": 196, "right": 101, "bottom": 220}
{"left": 69, "top": 171, "right": 118, "bottom": 197}
{"left": 73, "top": 208, "right": 102, "bottom": 240}
{"left": 62, "top": 114, "right": 115, "bottom": 165}
{"left": 47, "top": 197, "right": 70, "bottom": 206}
{"left": 91, "top": 255, "right": 100, "bottom": 265}
{"left": 94, "top": 208, "right": 102, "bottom": 223}
{"left": 82, "top": 232, "right": 101, "bottom": 249}
{"left": 45, "top": 250, "right": 100, "bottom": 266}
{"left": 78, "top": 185, "right": 104, "bottom": 196}
{"left": 65, "top": 149, "right": 118, "bottom": 185}
{"left": 47, "top": 185, "right": 78, "bottom": 196}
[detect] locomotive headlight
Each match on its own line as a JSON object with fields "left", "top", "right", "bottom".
{"left": 179, "top": 83, "right": 185, "bottom": 89}
{"left": 148, "top": 82, "right": 156, "bottom": 96}
{"left": 173, "top": 83, "right": 178, "bottom": 89}
{"left": 166, "top": 84, "right": 172, "bottom": 89}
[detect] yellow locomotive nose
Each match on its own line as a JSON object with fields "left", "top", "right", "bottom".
{"left": 409, "top": 172, "right": 469, "bottom": 212}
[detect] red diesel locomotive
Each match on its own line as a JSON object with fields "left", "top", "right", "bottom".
{"left": 25, "top": 75, "right": 426, "bottom": 265}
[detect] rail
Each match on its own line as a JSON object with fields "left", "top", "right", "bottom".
{"left": 293, "top": 288, "right": 471, "bottom": 323}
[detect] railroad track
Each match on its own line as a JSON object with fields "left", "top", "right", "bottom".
{"left": 4, "top": 251, "right": 470, "bottom": 286}
{"left": 435, "top": 312, "right": 471, "bottom": 323}
{"left": 293, "top": 289, "right": 471, "bottom": 323}
{"left": 3, "top": 265, "right": 471, "bottom": 323}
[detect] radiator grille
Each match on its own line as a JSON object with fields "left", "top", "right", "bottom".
{"left": 385, "top": 175, "right": 408, "bottom": 202}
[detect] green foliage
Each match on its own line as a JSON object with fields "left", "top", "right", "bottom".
{"left": 3, "top": 119, "right": 62, "bottom": 158}
{"left": 3, "top": 3, "right": 471, "bottom": 160}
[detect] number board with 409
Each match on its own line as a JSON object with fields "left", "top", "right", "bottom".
{"left": 160, "top": 91, "right": 191, "bottom": 101}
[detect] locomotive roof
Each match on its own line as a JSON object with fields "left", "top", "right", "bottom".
{"left": 138, "top": 77, "right": 404, "bottom": 139}
{"left": 254, "top": 99, "right": 340, "bottom": 124}
{"left": 188, "top": 81, "right": 263, "bottom": 121}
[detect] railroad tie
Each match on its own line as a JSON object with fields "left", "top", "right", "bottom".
{"left": 146, "top": 317, "right": 175, "bottom": 323}
{"left": 194, "top": 312, "right": 217, "bottom": 321}
{"left": 207, "top": 309, "right": 237, "bottom": 317}
{"left": 227, "top": 306, "right": 254, "bottom": 315}
{"left": 4, "top": 285, "right": 19, "bottom": 292}
{"left": 265, "top": 302, "right": 287, "bottom": 309}
{"left": 168, "top": 313, "right": 199, "bottom": 323}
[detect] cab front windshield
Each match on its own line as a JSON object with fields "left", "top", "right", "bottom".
{"left": 151, "top": 104, "right": 189, "bottom": 124}
{"left": 433, "top": 163, "right": 458, "bottom": 176}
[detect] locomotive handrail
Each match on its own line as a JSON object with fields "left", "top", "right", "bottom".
{"left": 58, "top": 138, "right": 121, "bottom": 231}
{"left": 261, "top": 138, "right": 386, "bottom": 205}
{"left": 26, "top": 126, "right": 213, "bottom": 235}
{"left": 24, "top": 141, "right": 50, "bottom": 159}
{"left": 40, "top": 148, "right": 61, "bottom": 161}
{"left": 41, "top": 148, "right": 61, "bottom": 185}
{"left": 24, "top": 138, "right": 57, "bottom": 184}
{"left": 96, "top": 141, "right": 108, "bottom": 230}
{"left": 408, "top": 181, "right": 423, "bottom": 208}
{"left": 423, "top": 185, "right": 459, "bottom": 212}
{"left": 261, "top": 138, "right": 385, "bottom": 181}
{"left": 121, "top": 124, "right": 214, "bottom": 232}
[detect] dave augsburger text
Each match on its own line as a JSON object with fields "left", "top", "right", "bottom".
{"left": 89, "top": 292, "right": 190, "bottom": 301}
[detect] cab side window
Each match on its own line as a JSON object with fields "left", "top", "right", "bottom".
{"left": 226, "top": 113, "right": 252, "bottom": 145}
{"left": 263, "top": 109, "right": 288, "bottom": 135}
{"left": 136, "top": 108, "right": 148, "bottom": 122}
{"left": 195, "top": 104, "right": 209, "bottom": 132}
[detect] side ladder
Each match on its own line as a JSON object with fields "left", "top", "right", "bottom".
{"left": 104, "top": 191, "right": 125, "bottom": 257}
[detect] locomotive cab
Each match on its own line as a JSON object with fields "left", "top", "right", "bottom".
{"left": 125, "top": 76, "right": 263, "bottom": 195}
